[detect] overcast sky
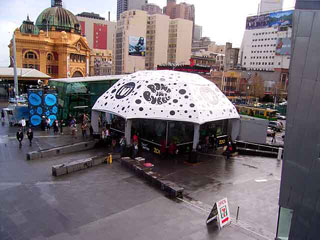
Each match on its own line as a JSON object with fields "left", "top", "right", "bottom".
{"left": 0, "top": 0, "right": 296, "bottom": 67}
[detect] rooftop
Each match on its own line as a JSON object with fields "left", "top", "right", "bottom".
{"left": 0, "top": 68, "right": 50, "bottom": 79}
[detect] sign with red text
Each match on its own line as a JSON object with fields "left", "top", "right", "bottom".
{"left": 217, "top": 198, "right": 231, "bottom": 228}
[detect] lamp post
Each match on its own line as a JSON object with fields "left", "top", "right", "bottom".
{"left": 11, "top": 32, "right": 18, "bottom": 98}
{"left": 246, "top": 72, "right": 252, "bottom": 105}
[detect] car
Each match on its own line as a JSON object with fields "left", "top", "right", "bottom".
{"left": 276, "top": 113, "right": 286, "bottom": 120}
{"left": 268, "top": 121, "right": 282, "bottom": 132}
{"left": 267, "top": 127, "right": 275, "bottom": 137}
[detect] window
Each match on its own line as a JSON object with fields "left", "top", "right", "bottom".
{"left": 276, "top": 207, "right": 293, "bottom": 240}
{"left": 47, "top": 53, "right": 54, "bottom": 61}
{"left": 25, "top": 51, "right": 37, "bottom": 59}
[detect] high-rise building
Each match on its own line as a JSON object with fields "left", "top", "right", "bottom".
{"left": 276, "top": 1, "right": 320, "bottom": 239}
{"left": 259, "top": 0, "right": 283, "bottom": 14}
{"left": 163, "top": 0, "right": 195, "bottom": 39}
{"left": 145, "top": 14, "right": 170, "bottom": 70}
{"left": 167, "top": 18, "right": 193, "bottom": 64}
{"left": 193, "top": 25, "right": 202, "bottom": 41}
{"left": 142, "top": 3, "right": 162, "bottom": 15}
{"left": 192, "top": 37, "right": 225, "bottom": 54}
{"left": 76, "top": 12, "right": 116, "bottom": 51}
{"left": 224, "top": 42, "right": 240, "bottom": 71}
{"left": 113, "top": 9, "right": 193, "bottom": 74}
{"left": 117, "top": 0, "right": 148, "bottom": 20}
{"left": 240, "top": 10, "right": 293, "bottom": 73}
{"left": 113, "top": 10, "right": 148, "bottom": 74}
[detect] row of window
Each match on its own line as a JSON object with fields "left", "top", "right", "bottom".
{"left": 244, "top": 62, "right": 282, "bottom": 66}
{"left": 251, "top": 56, "right": 275, "bottom": 59}
{"left": 252, "top": 38, "right": 277, "bottom": 41}
{"left": 253, "top": 31, "right": 277, "bottom": 36}
{"left": 252, "top": 44, "right": 277, "bottom": 48}
{"left": 24, "top": 51, "right": 56, "bottom": 61}
{"left": 251, "top": 50, "right": 276, "bottom": 54}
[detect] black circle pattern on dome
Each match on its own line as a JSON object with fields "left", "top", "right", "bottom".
{"left": 94, "top": 71, "right": 239, "bottom": 124}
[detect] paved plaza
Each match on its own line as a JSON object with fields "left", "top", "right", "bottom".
{"left": 0, "top": 105, "right": 282, "bottom": 239}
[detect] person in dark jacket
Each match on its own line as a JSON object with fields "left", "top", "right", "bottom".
{"left": 16, "top": 129, "right": 24, "bottom": 148}
{"left": 27, "top": 128, "right": 33, "bottom": 146}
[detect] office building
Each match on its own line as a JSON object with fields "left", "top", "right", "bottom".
{"left": 113, "top": 10, "right": 148, "bottom": 74}
{"left": 163, "top": 0, "right": 195, "bottom": 39}
{"left": 9, "top": 0, "right": 90, "bottom": 79}
{"left": 192, "top": 37, "right": 225, "bottom": 54}
{"left": 224, "top": 42, "right": 240, "bottom": 71}
{"left": 239, "top": 8, "right": 292, "bottom": 94}
{"left": 117, "top": 0, "right": 148, "bottom": 20}
{"left": 276, "top": 0, "right": 320, "bottom": 239}
{"left": 167, "top": 18, "right": 193, "bottom": 64}
{"left": 194, "top": 25, "right": 202, "bottom": 41}
{"left": 146, "top": 14, "right": 170, "bottom": 70}
{"left": 89, "top": 49, "right": 112, "bottom": 76}
{"left": 142, "top": 3, "right": 162, "bottom": 15}
{"left": 77, "top": 12, "right": 116, "bottom": 51}
{"left": 259, "top": 0, "right": 283, "bottom": 14}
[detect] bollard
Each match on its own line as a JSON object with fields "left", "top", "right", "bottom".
{"left": 236, "top": 206, "right": 240, "bottom": 221}
{"left": 277, "top": 148, "right": 283, "bottom": 160}
{"left": 109, "top": 154, "right": 112, "bottom": 164}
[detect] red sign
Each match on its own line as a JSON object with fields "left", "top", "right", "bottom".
{"left": 93, "top": 23, "right": 107, "bottom": 50}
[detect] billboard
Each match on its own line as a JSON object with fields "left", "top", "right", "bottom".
{"left": 276, "top": 38, "right": 291, "bottom": 56}
{"left": 129, "top": 36, "right": 146, "bottom": 56}
{"left": 246, "top": 10, "right": 293, "bottom": 30}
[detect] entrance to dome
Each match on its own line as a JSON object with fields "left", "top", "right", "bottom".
{"left": 72, "top": 71, "right": 83, "bottom": 78}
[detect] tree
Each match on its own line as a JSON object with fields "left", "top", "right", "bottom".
{"left": 249, "top": 74, "right": 265, "bottom": 99}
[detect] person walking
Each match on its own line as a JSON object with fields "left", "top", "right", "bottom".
{"left": 21, "top": 117, "right": 26, "bottom": 133}
{"left": 16, "top": 129, "right": 24, "bottom": 148}
{"left": 70, "top": 118, "right": 77, "bottom": 138}
{"left": 1, "top": 110, "right": 5, "bottom": 125}
{"left": 81, "top": 122, "right": 88, "bottom": 139}
{"left": 46, "top": 117, "right": 51, "bottom": 133}
{"left": 27, "top": 128, "right": 33, "bottom": 146}
{"left": 53, "top": 120, "right": 59, "bottom": 135}
{"left": 272, "top": 131, "right": 276, "bottom": 144}
{"left": 120, "top": 135, "right": 126, "bottom": 157}
{"left": 226, "top": 138, "right": 233, "bottom": 160}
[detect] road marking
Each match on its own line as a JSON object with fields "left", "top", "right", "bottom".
{"left": 35, "top": 181, "right": 71, "bottom": 185}
{"left": 255, "top": 179, "right": 268, "bottom": 183}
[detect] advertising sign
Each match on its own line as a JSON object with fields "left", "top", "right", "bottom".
{"left": 217, "top": 198, "right": 231, "bottom": 228}
{"left": 206, "top": 198, "right": 231, "bottom": 228}
{"left": 129, "top": 36, "right": 146, "bottom": 56}
{"left": 269, "top": 10, "right": 293, "bottom": 28}
{"left": 245, "top": 10, "right": 293, "bottom": 30}
{"left": 276, "top": 38, "right": 291, "bottom": 56}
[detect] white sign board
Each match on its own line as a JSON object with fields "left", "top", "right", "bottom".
{"left": 217, "top": 198, "right": 231, "bottom": 228}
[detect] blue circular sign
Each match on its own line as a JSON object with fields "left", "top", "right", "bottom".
{"left": 45, "top": 94, "right": 57, "bottom": 107}
{"left": 45, "top": 111, "right": 50, "bottom": 116}
{"left": 48, "top": 115, "right": 57, "bottom": 126}
{"left": 37, "top": 107, "right": 43, "bottom": 115}
{"left": 30, "top": 109, "right": 35, "bottom": 115}
{"left": 52, "top": 106, "right": 58, "bottom": 114}
{"left": 29, "top": 93, "right": 42, "bottom": 106}
{"left": 30, "top": 115, "right": 42, "bottom": 126}
{"left": 38, "top": 91, "right": 43, "bottom": 96}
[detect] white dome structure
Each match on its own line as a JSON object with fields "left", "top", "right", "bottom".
{"left": 92, "top": 70, "right": 239, "bottom": 125}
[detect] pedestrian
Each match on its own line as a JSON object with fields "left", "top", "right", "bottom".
{"left": 226, "top": 139, "right": 233, "bottom": 160}
{"left": 16, "top": 128, "right": 24, "bottom": 148}
{"left": 272, "top": 131, "right": 276, "bottom": 144}
{"left": 71, "top": 118, "right": 77, "bottom": 138}
{"left": 120, "top": 135, "right": 126, "bottom": 157}
{"left": 60, "top": 120, "right": 64, "bottom": 134}
{"left": 41, "top": 116, "right": 46, "bottom": 131}
{"left": 53, "top": 120, "right": 59, "bottom": 135}
{"left": 27, "top": 128, "right": 33, "bottom": 146}
{"left": 21, "top": 117, "right": 26, "bottom": 133}
{"left": 132, "top": 141, "right": 139, "bottom": 159}
{"left": 133, "top": 133, "right": 138, "bottom": 145}
{"left": 46, "top": 117, "right": 51, "bottom": 132}
{"left": 89, "top": 124, "right": 93, "bottom": 137}
{"left": 1, "top": 110, "right": 5, "bottom": 125}
{"left": 81, "top": 122, "right": 88, "bottom": 139}
{"left": 105, "top": 128, "right": 111, "bottom": 146}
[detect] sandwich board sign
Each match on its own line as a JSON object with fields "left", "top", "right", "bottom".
{"left": 206, "top": 198, "right": 231, "bottom": 229}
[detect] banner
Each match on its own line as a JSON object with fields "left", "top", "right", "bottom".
{"left": 276, "top": 38, "right": 291, "bottom": 56}
{"left": 206, "top": 198, "right": 231, "bottom": 229}
{"left": 246, "top": 10, "right": 293, "bottom": 30}
{"left": 129, "top": 36, "right": 146, "bottom": 56}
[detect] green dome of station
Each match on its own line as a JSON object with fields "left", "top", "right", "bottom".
{"left": 35, "top": 0, "right": 81, "bottom": 34}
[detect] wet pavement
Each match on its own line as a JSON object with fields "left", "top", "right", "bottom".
{"left": 0, "top": 102, "right": 282, "bottom": 240}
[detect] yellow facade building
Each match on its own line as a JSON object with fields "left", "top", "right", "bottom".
{"left": 9, "top": 0, "right": 90, "bottom": 79}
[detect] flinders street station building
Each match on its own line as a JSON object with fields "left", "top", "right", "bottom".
{"left": 9, "top": 0, "right": 90, "bottom": 79}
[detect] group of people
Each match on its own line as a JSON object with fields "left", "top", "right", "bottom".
{"left": 16, "top": 127, "right": 33, "bottom": 148}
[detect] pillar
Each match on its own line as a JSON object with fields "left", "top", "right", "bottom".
{"left": 192, "top": 124, "right": 200, "bottom": 150}
{"left": 125, "top": 119, "right": 132, "bottom": 146}
{"left": 91, "top": 110, "right": 99, "bottom": 134}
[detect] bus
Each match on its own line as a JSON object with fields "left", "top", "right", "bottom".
{"left": 235, "top": 105, "right": 278, "bottom": 121}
